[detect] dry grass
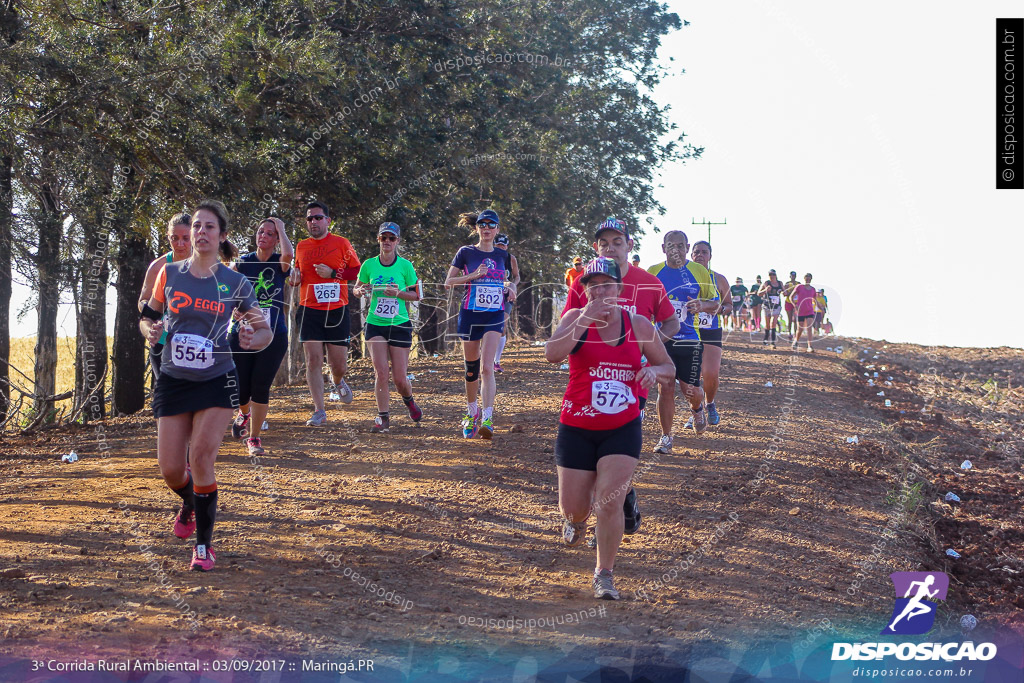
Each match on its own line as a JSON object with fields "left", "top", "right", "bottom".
{"left": 6, "top": 337, "right": 115, "bottom": 426}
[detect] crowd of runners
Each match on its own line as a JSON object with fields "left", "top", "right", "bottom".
{"left": 136, "top": 202, "right": 831, "bottom": 600}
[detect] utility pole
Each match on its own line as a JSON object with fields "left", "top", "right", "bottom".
{"left": 691, "top": 217, "right": 727, "bottom": 244}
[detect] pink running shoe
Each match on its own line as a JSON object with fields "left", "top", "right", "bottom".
{"left": 173, "top": 504, "right": 195, "bottom": 539}
{"left": 405, "top": 398, "right": 423, "bottom": 423}
{"left": 190, "top": 544, "right": 216, "bottom": 572}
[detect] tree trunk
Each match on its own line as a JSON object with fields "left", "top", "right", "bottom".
{"left": 33, "top": 180, "right": 61, "bottom": 423}
{"left": 516, "top": 279, "right": 535, "bottom": 338}
{"left": 76, "top": 201, "right": 109, "bottom": 422}
{"left": 110, "top": 228, "right": 150, "bottom": 415}
{"left": 0, "top": 152, "right": 12, "bottom": 423}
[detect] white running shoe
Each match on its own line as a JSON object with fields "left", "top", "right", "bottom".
{"left": 653, "top": 435, "right": 673, "bottom": 454}
{"left": 336, "top": 379, "right": 353, "bottom": 404}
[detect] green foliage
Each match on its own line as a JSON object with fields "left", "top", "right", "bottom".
{"left": 1, "top": 0, "right": 692, "bottom": 283}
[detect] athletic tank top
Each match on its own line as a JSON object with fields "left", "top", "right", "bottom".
{"left": 697, "top": 271, "right": 722, "bottom": 331}
{"left": 763, "top": 282, "right": 784, "bottom": 309}
{"left": 560, "top": 310, "right": 643, "bottom": 430}
{"left": 158, "top": 252, "right": 173, "bottom": 346}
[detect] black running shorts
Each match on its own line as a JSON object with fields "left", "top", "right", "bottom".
{"left": 666, "top": 341, "right": 703, "bottom": 386}
{"left": 365, "top": 321, "right": 414, "bottom": 349}
{"left": 298, "top": 305, "right": 350, "bottom": 346}
{"left": 554, "top": 417, "right": 642, "bottom": 471}
{"left": 700, "top": 327, "right": 723, "bottom": 349}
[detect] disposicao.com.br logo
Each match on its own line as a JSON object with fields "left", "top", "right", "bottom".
{"left": 832, "top": 572, "right": 997, "bottom": 662}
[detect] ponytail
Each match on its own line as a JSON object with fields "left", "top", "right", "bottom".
{"left": 459, "top": 212, "right": 479, "bottom": 237}
{"left": 219, "top": 239, "right": 239, "bottom": 263}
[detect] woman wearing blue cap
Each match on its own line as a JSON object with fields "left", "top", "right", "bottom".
{"left": 445, "top": 210, "right": 516, "bottom": 439}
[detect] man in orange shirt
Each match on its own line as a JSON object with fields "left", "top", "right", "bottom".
{"left": 288, "top": 201, "right": 361, "bottom": 426}
{"left": 564, "top": 257, "right": 584, "bottom": 287}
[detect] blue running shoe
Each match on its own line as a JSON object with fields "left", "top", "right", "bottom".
{"left": 707, "top": 402, "right": 720, "bottom": 425}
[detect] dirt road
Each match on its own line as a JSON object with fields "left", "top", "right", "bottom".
{"left": 1, "top": 334, "right": 1021, "bottom": 678}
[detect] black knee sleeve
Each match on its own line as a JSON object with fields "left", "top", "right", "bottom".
{"left": 465, "top": 358, "right": 480, "bottom": 383}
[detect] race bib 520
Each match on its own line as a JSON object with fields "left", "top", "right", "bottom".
{"left": 591, "top": 380, "right": 635, "bottom": 415}
{"left": 170, "top": 333, "right": 214, "bottom": 369}
{"left": 374, "top": 297, "right": 399, "bottom": 319}
{"left": 313, "top": 282, "right": 340, "bottom": 303}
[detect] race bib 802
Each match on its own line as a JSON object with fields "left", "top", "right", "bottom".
{"left": 472, "top": 285, "right": 503, "bottom": 310}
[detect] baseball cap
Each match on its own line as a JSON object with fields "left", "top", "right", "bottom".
{"left": 769, "top": 269, "right": 777, "bottom": 275}
{"left": 573, "top": 256, "right": 583, "bottom": 264}
{"left": 594, "top": 216, "right": 629, "bottom": 240}
{"left": 736, "top": 277, "right": 743, "bottom": 283}
{"left": 789, "top": 270, "right": 797, "bottom": 277}
{"left": 579, "top": 257, "right": 622, "bottom": 285}
{"left": 477, "top": 209, "right": 499, "bottom": 225}
{"left": 494, "top": 234, "right": 509, "bottom": 246}
{"left": 378, "top": 222, "right": 400, "bottom": 237}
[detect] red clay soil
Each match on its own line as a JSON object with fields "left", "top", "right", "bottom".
{"left": 0, "top": 334, "right": 1021, "bottom": 669}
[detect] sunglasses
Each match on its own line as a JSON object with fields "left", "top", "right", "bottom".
{"left": 476, "top": 221, "right": 498, "bottom": 227}
{"left": 378, "top": 234, "right": 397, "bottom": 242}
{"left": 306, "top": 215, "right": 326, "bottom": 222}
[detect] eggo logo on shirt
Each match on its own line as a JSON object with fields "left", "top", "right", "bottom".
{"left": 168, "top": 291, "right": 225, "bottom": 315}
{"left": 588, "top": 366, "right": 636, "bottom": 382}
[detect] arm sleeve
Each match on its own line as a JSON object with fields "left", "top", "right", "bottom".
{"left": 151, "top": 266, "right": 168, "bottom": 304}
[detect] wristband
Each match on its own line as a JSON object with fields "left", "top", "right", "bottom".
{"left": 330, "top": 268, "right": 337, "bottom": 279}
{"left": 140, "top": 303, "right": 162, "bottom": 322}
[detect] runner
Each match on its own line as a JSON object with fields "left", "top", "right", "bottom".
{"left": 564, "top": 257, "right": 584, "bottom": 288}
{"left": 353, "top": 222, "right": 423, "bottom": 433}
{"left": 631, "top": 254, "right": 641, "bottom": 268}
{"left": 139, "top": 199, "right": 271, "bottom": 571}
{"left": 444, "top": 209, "right": 516, "bottom": 440}
{"left": 689, "top": 241, "right": 730, "bottom": 426}
{"left": 758, "top": 270, "right": 785, "bottom": 348}
{"left": 288, "top": 201, "right": 361, "bottom": 426}
{"left": 747, "top": 275, "right": 763, "bottom": 332}
{"left": 788, "top": 272, "right": 818, "bottom": 352}
{"left": 813, "top": 288, "right": 828, "bottom": 335}
{"left": 648, "top": 230, "right": 718, "bottom": 454}
{"left": 138, "top": 213, "right": 192, "bottom": 379}
{"left": 729, "top": 277, "right": 747, "bottom": 331}
{"left": 783, "top": 270, "right": 799, "bottom": 340}
{"left": 563, "top": 217, "right": 678, "bottom": 535}
{"left": 546, "top": 257, "right": 674, "bottom": 600}
{"left": 493, "top": 233, "right": 520, "bottom": 374}
{"left": 228, "top": 217, "right": 293, "bottom": 456}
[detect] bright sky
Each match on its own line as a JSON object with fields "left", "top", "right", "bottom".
{"left": 8, "top": 1, "right": 1023, "bottom": 349}
{"left": 639, "top": 0, "right": 1023, "bottom": 348}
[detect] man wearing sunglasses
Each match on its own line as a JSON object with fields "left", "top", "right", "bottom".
{"left": 289, "top": 201, "right": 362, "bottom": 426}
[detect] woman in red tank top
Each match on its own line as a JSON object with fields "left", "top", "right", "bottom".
{"left": 545, "top": 258, "right": 674, "bottom": 600}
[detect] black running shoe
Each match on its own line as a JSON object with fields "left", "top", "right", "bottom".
{"left": 623, "top": 488, "right": 642, "bottom": 534}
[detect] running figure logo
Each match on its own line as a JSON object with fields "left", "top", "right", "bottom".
{"left": 881, "top": 572, "right": 949, "bottom": 635}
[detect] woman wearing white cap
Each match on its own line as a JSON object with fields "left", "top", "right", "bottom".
{"left": 354, "top": 222, "right": 424, "bottom": 433}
